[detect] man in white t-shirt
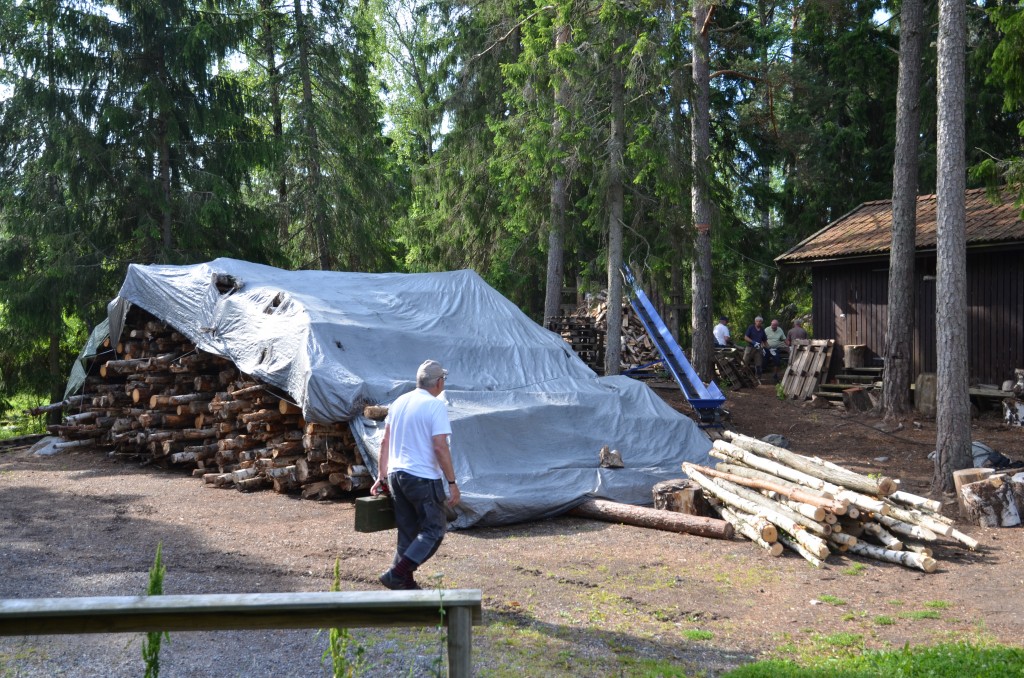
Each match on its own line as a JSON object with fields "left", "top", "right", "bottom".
{"left": 372, "top": 360, "right": 459, "bottom": 590}
{"left": 713, "top": 316, "right": 732, "bottom": 346}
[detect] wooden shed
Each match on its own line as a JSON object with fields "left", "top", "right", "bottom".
{"left": 775, "top": 188, "right": 1024, "bottom": 386}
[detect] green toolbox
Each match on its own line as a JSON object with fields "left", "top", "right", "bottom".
{"left": 354, "top": 494, "right": 396, "bottom": 532}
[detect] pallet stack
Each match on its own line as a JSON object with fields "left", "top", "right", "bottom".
{"left": 35, "top": 307, "right": 370, "bottom": 499}
{"left": 545, "top": 316, "right": 605, "bottom": 374}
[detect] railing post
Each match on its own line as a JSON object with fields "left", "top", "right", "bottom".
{"left": 446, "top": 605, "right": 472, "bottom": 677}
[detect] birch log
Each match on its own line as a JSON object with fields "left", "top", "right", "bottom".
{"left": 686, "top": 468, "right": 829, "bottom": 559}
{"left": 723, "top": 431, "right": 896, "bottom": 496}
{"left": 863, "top": 522, "right": 904, "bottom": 551}
{"left": 717, "top": 506, "right": 783, "bottom": 556}
{"left": 889, "top": 490, "right": 943, "bottom": 513}
{"left": 700, "top": 463, "right": 845, "bottom": 514}
{"left": 876, "top": 514, "right": 938, "bottom": 542}
{"left": 847, "top": 542, "right": 937, "bottom": 573}
{"left": 695, "top": 470, "right": 831, "bottom": 538}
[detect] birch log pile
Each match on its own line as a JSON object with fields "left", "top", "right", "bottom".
{"left": 32, "top": 308, "right": 372, "bottom": 500}
{"left": 679, "top": 430, "right": 981, "bottom": 573}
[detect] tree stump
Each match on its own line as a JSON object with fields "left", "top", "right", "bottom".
{"left": 652, "top": 479, "right": 709, "bottom": 516}
{"left": 953, "top": 467, "right": 994, "bottom": 518}
{"left": 842, "top": 387, "right": 874, "bottom": 413}
{"left": 960, "top": 475, "right": 1022, "bottom": 527}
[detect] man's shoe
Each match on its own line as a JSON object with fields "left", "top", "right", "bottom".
{"left": 379, "top": 569, "right": 405, "bottom": 591}
{"left": 379, "top": 568, "right": 420, "bottom": 591}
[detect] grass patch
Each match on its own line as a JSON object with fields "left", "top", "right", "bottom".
{"left": 840, "top": 563, "right": 867, "bottom": 576}
{"left": 817, "top": 595, "right": 846, "bottom": 606}
{"left": 681, "top": 629, "right": 714, "bottom": 641}
{"left": 724, "top": 641, "right": 1024, "bottom": 677}
{"left": 924, "top": 600, "right": 951, "bottom": 610}
{"left": 899, "top": 610, "right": 941, "bottom": 620}
{"left": 873, "top": 615, "right": 896, "bottom": 626}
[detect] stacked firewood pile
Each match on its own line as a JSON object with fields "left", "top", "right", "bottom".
{"left": 683, "top": 431, "right": 979, "bottom": 572}
{"left": 34, "top": 309, "right": 370, "bottom": 499}
{"left": 560, "top": 296, "right": 661, "bottom": 372}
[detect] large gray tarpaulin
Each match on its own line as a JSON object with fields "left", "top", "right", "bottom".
{"left": 93, "top": 258, "right": 712, "bottom": 527}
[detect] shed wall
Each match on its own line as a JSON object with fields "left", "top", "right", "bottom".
{"left": 810, "top": 250, "right": 1023, "bottom": 384}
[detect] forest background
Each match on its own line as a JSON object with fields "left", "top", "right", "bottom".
{"left": 2, "top": 0, "right": 1024, "bottom": 421}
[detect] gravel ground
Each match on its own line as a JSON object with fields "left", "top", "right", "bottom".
{"left": 3, "top": 386, "right": 1023, "bottom": 677}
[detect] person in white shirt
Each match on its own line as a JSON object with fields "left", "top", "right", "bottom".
{"left": 372, "top": 360, "right": 459, "bottom": 590}
{"left": 713, "top": 316, "right": 732, "bottom": 346}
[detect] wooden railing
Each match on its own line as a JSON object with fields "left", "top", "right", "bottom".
{"left": 0, "top": 589, "right": 483, "bottom": 677}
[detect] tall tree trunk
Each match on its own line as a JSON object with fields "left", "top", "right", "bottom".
{"left": 47, "top": 332, "right": 62, "bottom": 426}
{"left": 544, "top": 23, "right": 571, "bottom": 327}
{"left": 883, "top": 0, "right": 924, "bottom": 421}
{"left": 158, "top": 116, "right": 173, "bottom": 253}
{"left": 605, "top": 59, "right": 625, "bottom": 377}
{"left": 933, "top": 0, "right": 972, "bottom": 494}
{"left": 690, "top": 1, "right": 713, "bottom": 382}
{"left": 261, "top": 0, "right": 288, "bottom": 243}
{"left": 294, "top": 0, "right": 330, "bottom": 270}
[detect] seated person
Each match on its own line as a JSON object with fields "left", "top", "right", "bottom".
{"left": 742, "top": 316, "right": 769, "bottom": 378}
{"left": 787, "top": 318, "right": 808, "bottom": 344}
{"left": 713, "top": 316, "right": 732, "bottom": 347}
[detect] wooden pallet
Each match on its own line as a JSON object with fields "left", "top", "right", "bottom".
{"left": 713, "top": 347, "right": 758, "bottom": 388}
{"left": 781, "top": 339, "right": 834, "bottom": 400}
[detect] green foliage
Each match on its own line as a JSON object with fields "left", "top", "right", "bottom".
{"left": 724, "top": 642, "right": 1024, "bottom": 678}
{"left": 817, "top": 595, "right": 846, "bottom": 607}
{"left": 322, "top": 558, "right": 365, "bottom": 677}
{"left": 142, "top": 543, "right": 169, "bottom": 678}
{"left": 0, "top": 393, "right": 48, "bottom": 439}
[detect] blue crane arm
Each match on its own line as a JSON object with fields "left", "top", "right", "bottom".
{"left": 620, "top": 264, "right": 725, "bottom": 412}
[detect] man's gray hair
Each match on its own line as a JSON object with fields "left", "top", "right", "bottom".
{"left": 754, "top": 315, "right": 763, "bottom": 322}
{"left": 416, "top": 359, "right": 448, "bottom": 388}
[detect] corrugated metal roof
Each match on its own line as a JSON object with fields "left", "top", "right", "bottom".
{"left": 776, "top": 188, "right": 1024, "bottom": 264}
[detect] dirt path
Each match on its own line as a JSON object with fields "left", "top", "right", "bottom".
{"left": 1, "top": 384, "right": 1022, "bottom": 676}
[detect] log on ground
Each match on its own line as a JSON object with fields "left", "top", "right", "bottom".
{"left": 567, "top": 499, "right": 733, "bottom": 540}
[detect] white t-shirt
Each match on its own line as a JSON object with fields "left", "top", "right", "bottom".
{"left": 713, "top": 322, "right": 730, "bottom": 345}
{"left": 385, "top": 388, "right": 452, "bottom": 480}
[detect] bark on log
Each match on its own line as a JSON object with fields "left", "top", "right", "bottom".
{"left": 847, "top": 541, "right": 937, "bottom": 573}
{"left": 863, "top": 521, "right": 904, "bottom": 550}
{"left": 686, "top": 468, "right": 827, "bottom": 558}
{"left": 882, "top": 502, "right": 954, "bottom": 537}
{"left": 829, "top": 532, "right": 858, "bottom": 547}
{"left": 953, "top": 468, "right": 995, "bottom": 518}
{"left": 876, "top": 514, "right": 937, "bottom": 541}
{"left": 686, "top": 464, "right": 831, "bottom": 538}
{"left": 716, "top": 506, "right": 782, "bottom": 556}
{"left": 652, "top": 479, "right": 709, "bottom": 515}
{"left": 712, "top": 444, "right": 880, "bottom": 512}
{"left": 961, "top": 476, "right": 1021, "bottom": 527}
{"left": 723, "top": 431, "right": 896, "bottom": 496}
{"left": 567, "top": 498, "right": 734, "bottom": 540}
{"left": 888, "top": 490, "right": 942, "bottom": 514}
{"left": 702, "top": 463, "right": 845, "bottom": 514}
